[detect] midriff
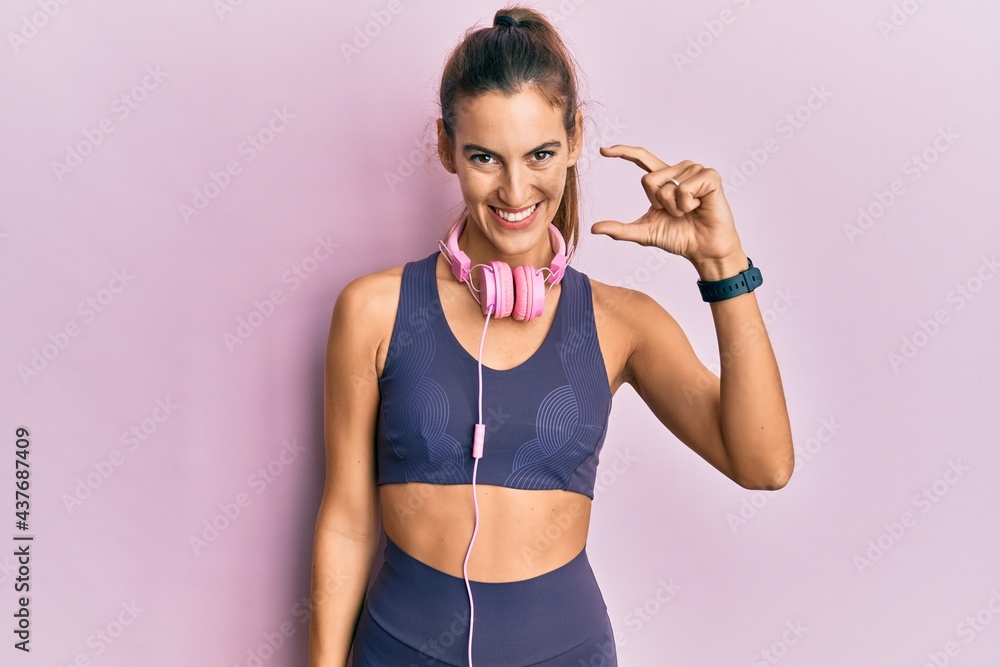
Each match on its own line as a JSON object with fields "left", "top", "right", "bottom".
{"left": 379, "top": 482, "right": 591, "bottom": 583}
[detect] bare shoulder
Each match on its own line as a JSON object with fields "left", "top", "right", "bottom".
{"left": 586, "top": 274, "right": 668, "bottom": 330}
{"left": 338, "top": 263, "right": 404, "bottom": 309}
{"left": 585, "top": 275, "right": 659, "bottom": 389}
{"left": 332, "top": 263, "right": 407, "bottom": 378}
{"left": 586, "top": 275, "right": 678, "bottom": 387}
{"left": 335, "top": 263, "right": 404, "bottom": 334}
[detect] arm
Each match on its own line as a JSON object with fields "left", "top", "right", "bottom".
{"left": 623, "top": 250, "right": 794, "bottom": 490}
{"left": 592, "top": 147, "right": 793, "bottom": 489}
{"left": 308, "top": 276, "right": 384, "bottom": 667}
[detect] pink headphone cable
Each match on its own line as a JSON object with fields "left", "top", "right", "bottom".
{"left": 463, "top": 302, "right": 492, "bottom": 667}
{"left": 438, "top": 227, "right": 577, "bottom": 665}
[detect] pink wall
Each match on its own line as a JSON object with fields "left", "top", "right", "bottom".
{"left": 3, "top": 1, "right": 998, "bottom": 665}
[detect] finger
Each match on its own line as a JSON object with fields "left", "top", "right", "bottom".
{"left": 589, "top": 218, "right": 649, "bottom": 246}
{"left": 599, "top": 144, "right": 669, "bottom": 173}
{"left": 641, "top": 160, "right": 696, "bottom": 213}
{"left": 672, "top": 167, "right": 721, "bottom": 215}
{"left": 655, "top": 163, "right": 704, "bottom": 217}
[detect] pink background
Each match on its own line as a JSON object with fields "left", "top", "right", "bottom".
{"left": 3, "top": 1, "right": 999, "bottom": 665}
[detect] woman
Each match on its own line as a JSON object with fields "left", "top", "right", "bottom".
{"left": 309, "top": 6, "right": 794, "bottom": 666}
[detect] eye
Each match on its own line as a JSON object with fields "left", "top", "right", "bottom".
{"left": 470, "top": 154, "right": 495, "bottom": 165}
{"left": 532, "top": 150, "right": 556, "bottom": 162}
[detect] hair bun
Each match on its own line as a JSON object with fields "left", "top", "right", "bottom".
{"left": 494, "top": 14, "right": 519, "bottom": 28}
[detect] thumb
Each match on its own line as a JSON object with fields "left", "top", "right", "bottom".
{"left": 591, "top": 219, "right": 642, "bottom": 242}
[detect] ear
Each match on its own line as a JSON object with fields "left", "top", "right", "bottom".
{"left": 566, "top": 110, "right": 584, "bottom": 169}
{"left": 437, "top": 118, "right": 456, "bottom": 174}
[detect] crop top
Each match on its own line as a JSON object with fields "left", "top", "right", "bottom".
{"left": 374, "top": 250, "right": 613, "bottom": 500}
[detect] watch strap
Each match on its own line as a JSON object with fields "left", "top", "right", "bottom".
{"left": 697, "top": 257, "right": 762, "bottom": 302}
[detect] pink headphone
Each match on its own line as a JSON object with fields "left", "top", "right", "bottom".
{"left": 437, "top": 213, "right": 573, "bottom": 322}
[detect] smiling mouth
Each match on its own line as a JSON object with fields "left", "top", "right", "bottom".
{"left": 489, "top": 202, "right": 539, "bottom": 223}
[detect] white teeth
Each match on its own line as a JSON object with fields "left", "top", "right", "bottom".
{"left": 492, "top": 203, "right": 537, "bottom": 223}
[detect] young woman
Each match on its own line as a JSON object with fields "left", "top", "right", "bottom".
{"left": 309, "top": 6, "right": 794, "bottom": 666}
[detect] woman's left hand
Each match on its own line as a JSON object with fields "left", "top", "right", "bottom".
{"left": 591, "top": 144, "right": 744, "bottom": 266}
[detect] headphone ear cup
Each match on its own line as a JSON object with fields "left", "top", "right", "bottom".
{"left": 530, "top": 268, "right": 545, "bottom": 320}
{"left": 513, "top": 265, "right": 545, "bottom": 322}
{"left": 512, "top": 264, "right": 530, "bottom": 321}
{"left": 479, "top": 263, "right": 496, "bottom": 317}
{"left": 487, "top": 261, "right": 514, "bottom": 319}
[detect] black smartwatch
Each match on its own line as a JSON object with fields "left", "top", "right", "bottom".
{"left": 697, "top": 257, "right": 762, "bottom": 302}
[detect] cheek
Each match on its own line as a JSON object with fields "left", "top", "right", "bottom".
{"left": 458, "top": 170, "right": 495, "bottom": 197}
{"left": 542, "top": 171, "right": 568, "bottom": 195}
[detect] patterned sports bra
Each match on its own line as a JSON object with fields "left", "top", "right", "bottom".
{"left": 375, "top": 250, "right": 613, "bottom": 499}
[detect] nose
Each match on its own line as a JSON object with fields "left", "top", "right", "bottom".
{"left": 498, "top": 162, "right": 532, "bottom": 207}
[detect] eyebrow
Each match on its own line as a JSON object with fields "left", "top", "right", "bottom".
{"left": 461, "top": 140, "right": 562, "bottom": 156}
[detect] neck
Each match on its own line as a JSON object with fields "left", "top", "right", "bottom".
{"left": 456, "top": 214, "right": 557, "bottom": 276}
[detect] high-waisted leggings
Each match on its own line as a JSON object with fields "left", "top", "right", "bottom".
{"left": 351, "top": 533, "right": 618, "bottom": 666}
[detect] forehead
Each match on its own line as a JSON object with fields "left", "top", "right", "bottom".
{"left": 454, "top": 87, "right": 565, "bottom": 145}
